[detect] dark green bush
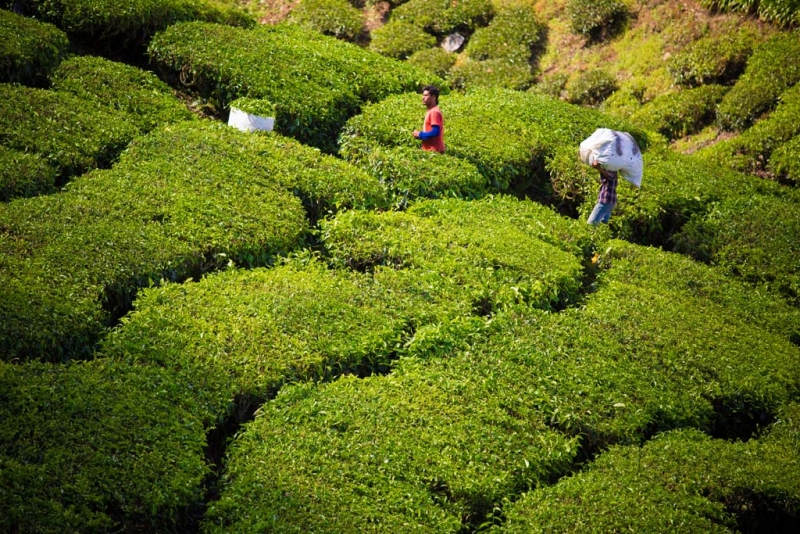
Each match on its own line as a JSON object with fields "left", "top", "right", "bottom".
{"left": 673, "top": 193, "right": 800, "bottom": 306}
{"left": 205, "top": 358, "right": 577, "bottom": 533}
{"left": 448, "top": 57, "right": 535, "bottom": 91}
{"left": 227, "top": 96, "right": 276, "bottom": 118}
{"left": 149, "top": 22, "right": 441, "bottom": 151}
{"left": 700, "top": 0, "right": 800, "bottom": 28}
{"left": 529, "top": 72, "right": 569, "bottom": 99}
{"left": 716, "top": 33, "right": 800, "bottom": 131}
{"left": 391, "top": 0, "right": 493, "bottom": 35}
{"left": 51, "top": 55, "right": 195, "bottom": 133}
{"left": 768, "top": 133, "right": 800, "bottom": 185}
{"left": 368, "top": 20, "right": 436, "bottom": 59}
{"left": 0, "top": 359, "right": 217, "bottom": 533}
{"left": 700, "top": 82, "right": 800, "bottom": 175}
{"left": 5, "top": 0, "right": 253, "bottom": 43}
{"left": 340, "top": 88, "right": 647, "bottom": 196}
{"left": 566, "top": 0, "right": 628, "bottom": 42}
{"left": 630, "top": 84, "right": 728, "bottom": 140}
{"left": 0, "top": 146, "right": 57, "bottom": 201}
{"left": 0, "top": 83, "right": 139, "bottom": 183}
{"left": 407, "top": 47, "right": 457, "bottom": 78}
{"left": 464, "top": 4, "right": 544, "bottom": 62}
{"left": 348, "top": 145, "right": 489, "bottom": 207}
{"left": 321, "top": 196, "right": 591, "bottom": 312}
{"left": 0, "top": 121, "right": 310, "bottom": 362}
{"left": 598, "top": 88, "right": 642, "bottom": 119}
{"left": 667, "top": 30, "right": 757, "bottom": 87}
{"left": 0, "top": 8, "right": 69, "bottom": 86}
{"left": 289, "top": 0, "right": 364, "bottom": 40}
{"left": 565, "top": 68, "right": 618, "bottom": 107}
{"left": 500, "top": 419, "right": 800, "bottom": 533}
{"left": 101, "top": 257, "right": 419, "bottom": 407}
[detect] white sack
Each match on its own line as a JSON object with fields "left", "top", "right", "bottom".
{"left": 227, "top": 107, "right": 275, "bottom": 133}
{"left": 579, "top": 128, "right": 643, "bottom": 187}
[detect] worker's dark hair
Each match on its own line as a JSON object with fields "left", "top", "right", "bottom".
{"left": 422, "top": 85, "right": 440, "bottom": 104}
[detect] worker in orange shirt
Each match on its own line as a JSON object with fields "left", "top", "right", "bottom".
{"left": 412, "top": 85, "right": 445, "bottom": 153}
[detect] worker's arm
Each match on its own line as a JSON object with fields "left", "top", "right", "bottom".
{"left": 413, "top": 124, "right": 440, "bottom": 140}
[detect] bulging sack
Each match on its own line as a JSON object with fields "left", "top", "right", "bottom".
{"left": 579, "top": 128, "right": 643, "bottom": 187}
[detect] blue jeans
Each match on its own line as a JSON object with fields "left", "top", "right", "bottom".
{"left": 587, "top": 202, "right": 614, "bottom": 225}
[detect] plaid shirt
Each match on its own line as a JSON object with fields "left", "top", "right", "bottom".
{"left": 597, "top": 170, "right": 618, "bottom": 205}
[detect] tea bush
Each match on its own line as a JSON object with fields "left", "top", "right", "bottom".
{"left": 464, "top": 4, "right": 544, "bottom": 61}
{"left": 149, "top": 22, "right": 441, "bottom": 151}
{"left": 369, "top": 20, "right": 436, "bottom": 59}
{"left": 700, "top": 0, "right": 800, "bottom": 28}
{"left": 461, "top": 240, "right": 800, "bottom": 449}
{"left": 227, "top": 96, "right": 276, "bottom": 118}
{"left": 0, "top": 121, "right": 310, "bottom": 362}
{"left": 716, "top": 33, "right": 800, "bottom": 131}
{"left": 630, "top": 84, "right": 727, "bottom": 140}
{"left": 565, "top": 68, "right": 618, "bottom": 107}
{"left": 51, "top": 55, "right": 196, "bottom": 133}
{"left": 673, "top": 193, "right": 800, "bottom": 306}
{"left": 288, "top": 0, "right": 364, "bottom": 41}
{"left": 100, "top": 257, "right": 421, "bottom": 408}
{"left": 3, "top": 0, "right": 253, "bottom": 44}
{"left": 391, "top": 0, "right": 493, "bottom": 35}
{"left": 566, "top": 0, "right": 628, "bottom": 42}
{"left": 499, "top": 418, "right": 800, "bottom": 533}
{"left": 340, "top": 88, "right": 646, "bottom": 196}
{"left": 0, "top": 8, "right": 69, "bottom": 86}
{"left": 699, "top": 82, "right": 800, "bottom": 175}
{"left": 407, "top": 47, "right": 457, "bottom": 78}
{"left": 667, "top": 30, "right": 757, "bottom": 87}
{"left": 0, "top": 146, "right": 57, "bottom": 201}
{"left": 320, "top": 196, "right": 591, "bottom": 312}
{"left": 0, "top": 84, "right": 139, "bottom": 183}
{"left": 768, "top": 134, "right": 800, "bottom": 185}
{"left": 448, "top": 57, "right": 535, "bottom": 90}
{"left": 348, "top": 145, "right": 489, "bottom": 207}
{"left": 204, "top": 359, "right": 577, "bottom": 533}
{"left": 0, "top": 359, "right": 216, "bottom": 533}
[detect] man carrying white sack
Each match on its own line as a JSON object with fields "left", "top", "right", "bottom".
{"left": 579, "top": 128, "right": 643, "bottom": 225}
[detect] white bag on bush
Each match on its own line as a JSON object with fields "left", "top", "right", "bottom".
{"left": 579, "top": 128, "right": 643, "bottom": 187}
{"left": 227, "top": 107, "right": 274, "bottom": 133}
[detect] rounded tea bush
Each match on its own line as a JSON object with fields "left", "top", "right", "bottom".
{"left": 567, "top": 0, "right": 628, "bottom": 42}
{"left": 667, "top": 30, "right": 757, "bottom": 87}
{"left": 630, "top": 85, "right": 728, "bottom": 140}
{"left": 407, "top": 47, "right": 457, "bottom": 77}
{"left": 0, "top": 146, "right": 57, "bottom": 201}
{"left": 768, "top": 134, "right": 800, "bottom": 186}
{"left": 289, "top": 0, "right": 364, "bottom": 41}
{"left": 0, "top": 8, "right": 69, "bottom": 86}
{"left": 566, "top": 68, "right": 618, "bottom": 107}
{"left": 369, "top": 20, "right": 436, "bottom": 59}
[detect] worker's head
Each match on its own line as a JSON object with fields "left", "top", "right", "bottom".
{"left": 421, "top": 85, "right": 439, "bottom": 107}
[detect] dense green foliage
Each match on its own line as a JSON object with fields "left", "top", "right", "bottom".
{"left": 700, "top": 82, "right": 800, "bottom": 175}
{"left": 564, "top": 68, "right": 618, "bottom": 107}
{"left": 391, "top": 0, "right": 493, "bottom": 35}
{"left": 0, "top": 8, "right": 69, "bottom": 86}
{"left": 149, "top": 22, "right": 441, "bottom": 151}
{"left": 500, "top": 418, "right": 800, "bottom": 533}
{"left": 288, "top": 0, "right": 364, "bottom": 40}
{"left": 716, "top": 32, "right": 800, "bottom": 130}
{"left": 566, "top": 0, "right": 628, "bottom": 41}
{"left": 0, "top": 146, "right": 57, "bottom": 201}
{"left": 0, "top": 84, "right": 139, "bottom": 183}
{"left": 407, "top": 47, "right": 457, "bottom": 78}
{"left": 3, "top": 0, "right": 253, "bottom": 42}
{"left": 0, "top": 359, "right": 215, "bottom": 532}
{"left": 667, "top": 29, "right": 758, "bottom": 87}
{"left": 464, "top": 5, "right": 543, "bottom": 62}
{"left": 369, "top": 20, "right": 437, "bottom": 59}
{"left": 0, "top": 121, "right": 310, "bottom": 362}
{"left": 346, "top": 145, "right": 489, "bottom": 207}
{"left": 51, "top": 55, "right": 196, "bottom": 132}
{"left": 101, "top": 258, "right": 417, "bottom": 409}
{"left": 673, "top": 193, "right": 800, "bottom": 306}
{"left": 700, "top": 0, "right": 800, "bottom": 28}
{"left": 630, "top": 84, "right": 728, "bottom": 140}
{"left": 320, "top": 196, "right": 591, "bottom": 313}
{"left": 227, "top": 96, "right": 276, "bottom": 118}
{"left": 768, "top": 133, "right": 800, "bottom": 185}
